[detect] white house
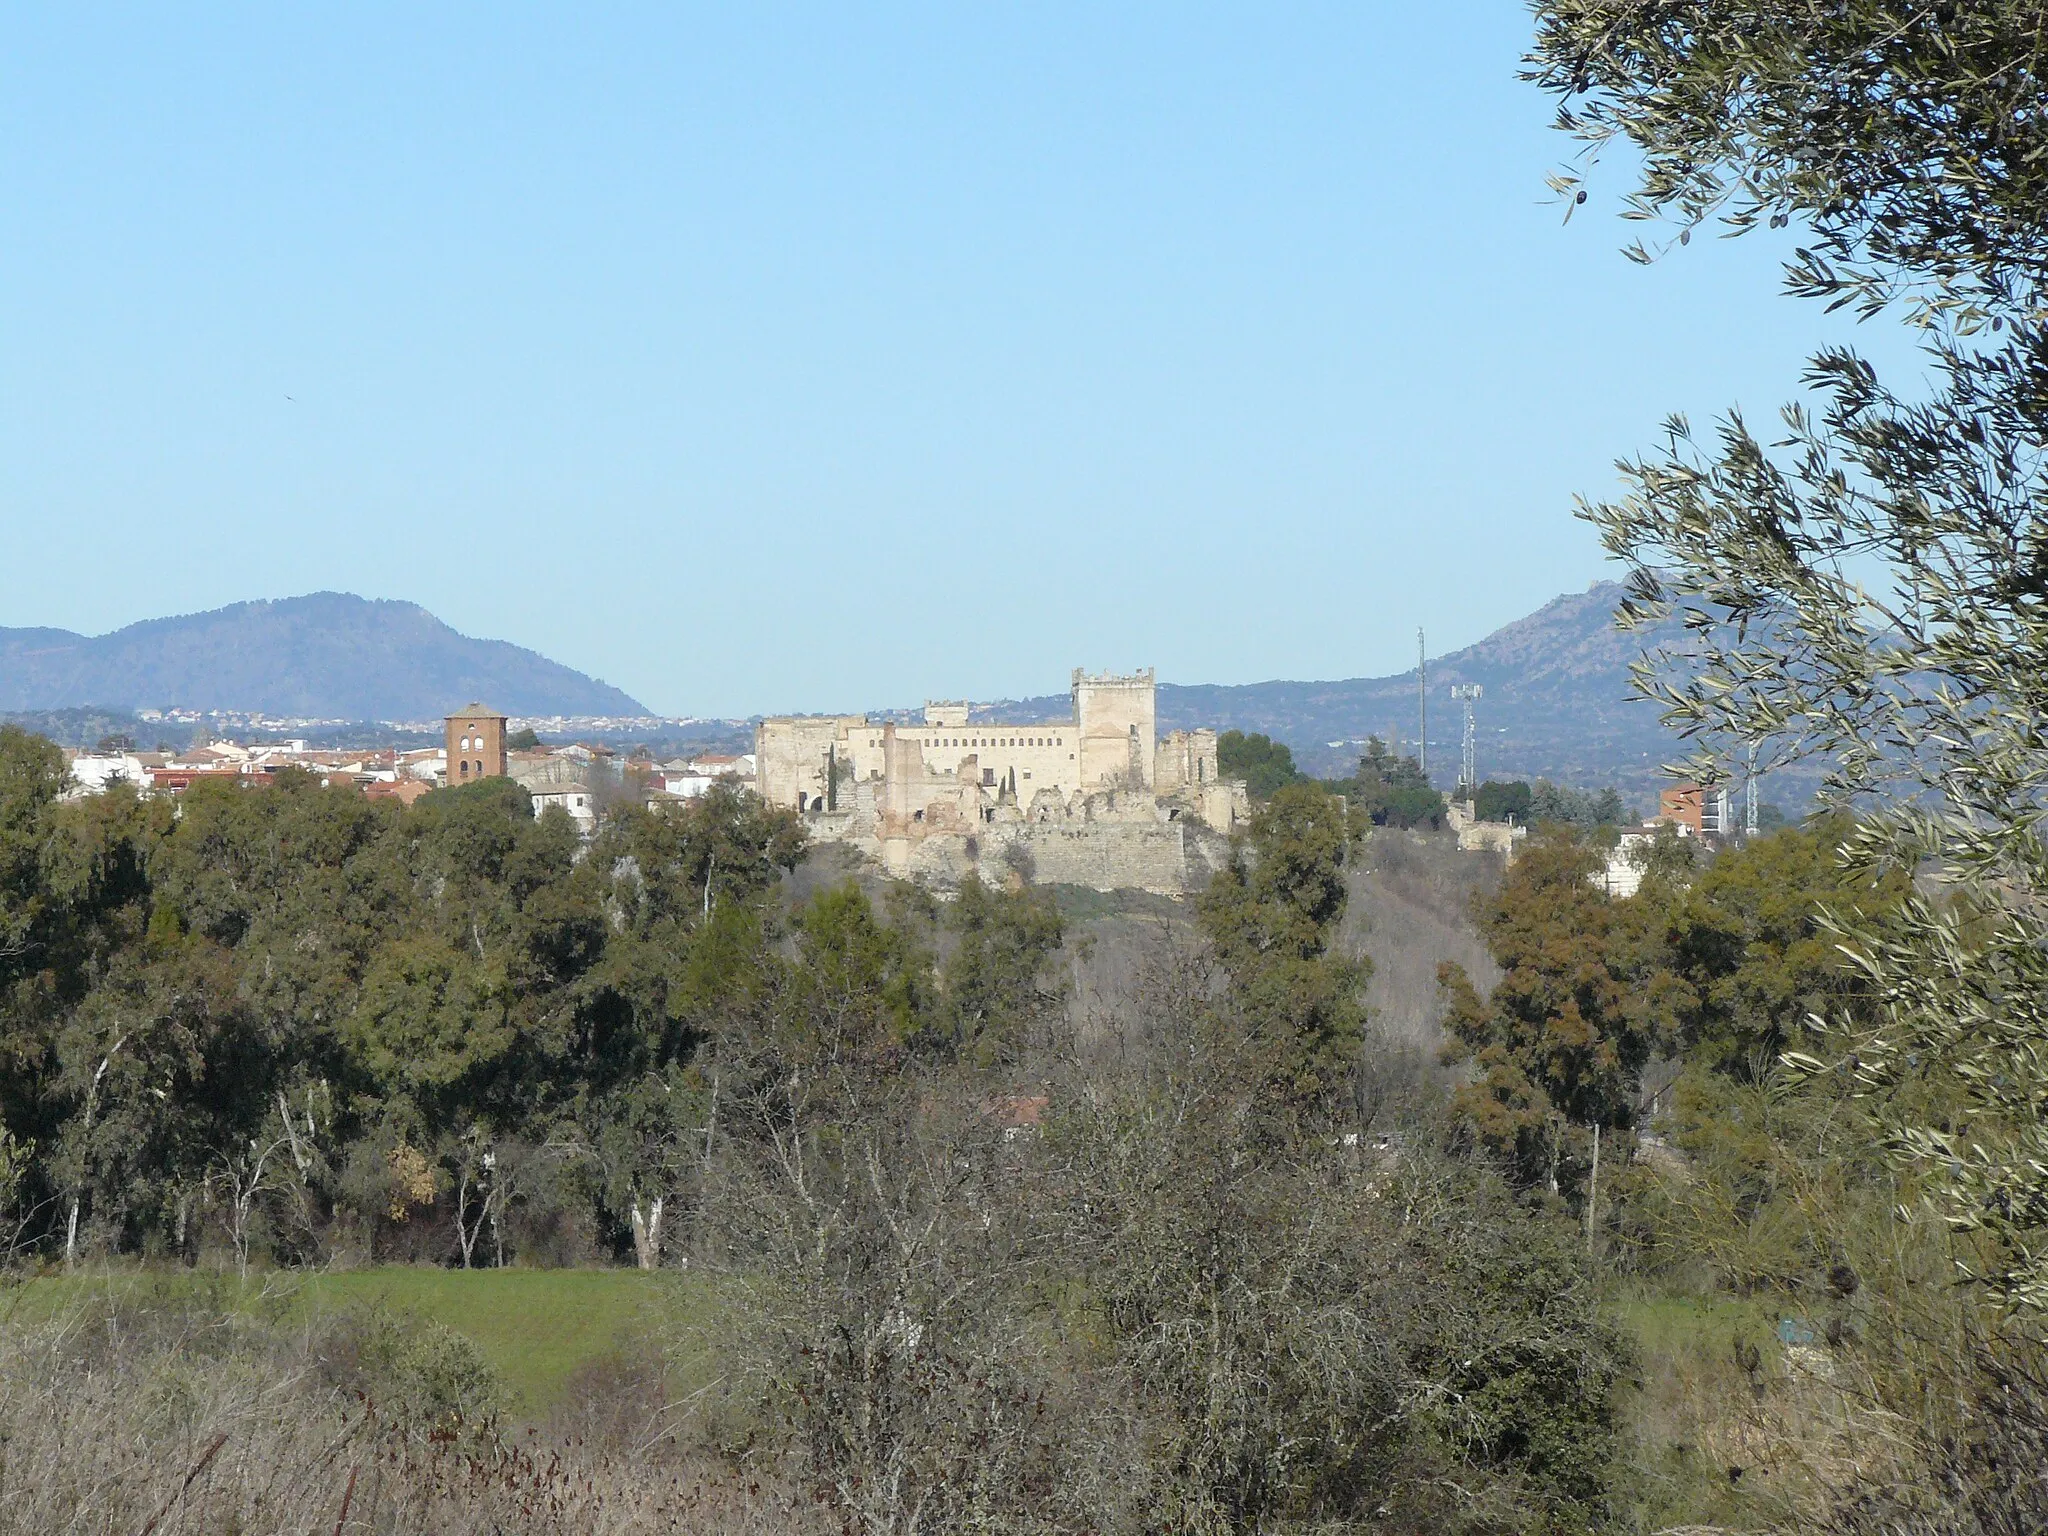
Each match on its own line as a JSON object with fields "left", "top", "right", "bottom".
{"left": 63, "top": 752, "right": 148, "bottom": 800}
{"left": 1595, "top": 823, "right": 1694, "bottom": 899}
{"left": 531, "top": 783, "right": 597, "bottom": 835}
{"left": 656, "top": 772, "right": 718, "bottom": 800}
{"left": 683, "top": 752, "right": 755, "bottom": 779}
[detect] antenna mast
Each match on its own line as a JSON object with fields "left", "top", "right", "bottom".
{"left": 1451, "top": 684, "right": 1482, "bottom": 794}
{"left": 1417, "top": 628, "right": 1427, "bottom": 778}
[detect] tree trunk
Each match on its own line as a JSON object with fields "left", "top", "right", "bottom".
{"left": 629, "top": 1195, "right": 664, "bottom": 1271}
{"left": 1585, "top": 1122, "right": 1601, "bottom": 1256}
{"left": 232, "top": 1194, "right": 251, "bottom": 1280}
{"left": 454, "top": 1168, "right": 478, "bottom": 1269}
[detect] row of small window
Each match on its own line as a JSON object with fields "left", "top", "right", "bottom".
{"left": 455, "top": 760, "right": 488, "bottom": 776}
{"left": 456, "top": 734, "right": 490, "bottom": 752}
{"left": 866, "top": 736, "right": 1063, "bottom": 750}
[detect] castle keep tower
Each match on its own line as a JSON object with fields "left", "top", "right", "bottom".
{"left": 446, "top": 703, "right": 508, "bottom": 784}
{"left": 1072, "top": 668, "right": 1156, "bottom": 790}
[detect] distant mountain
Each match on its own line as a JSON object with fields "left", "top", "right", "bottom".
{"left": 986, "top": 583, "right": 1783, "bottom": 811}
{"left": 0, "top": 593, "right": 648, "bottom": 720}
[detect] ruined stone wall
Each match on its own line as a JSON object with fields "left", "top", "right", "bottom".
{"left": 755, "top": 716, "right": 866, "bottom": 811}
{"left": 880, "top": 819, "right": 1230, "bottom": 896}
{"left": 1155, "top": 728, "right": 1219, "bottom": 794}
{"left": 1197, "top": 779, "right": 1250, "bottom": 834}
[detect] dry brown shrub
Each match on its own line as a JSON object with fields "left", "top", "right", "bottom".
{"left": 0, "top": 1295, "right": 816, "bottom": 1536}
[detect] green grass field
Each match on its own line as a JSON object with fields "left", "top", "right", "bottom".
{"left": 3, "top": 1265, "right": 701, "bottom": 1412}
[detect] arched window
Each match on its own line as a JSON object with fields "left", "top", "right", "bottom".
{"left": 458, "top": 761, "right": 469, "bottom": 777}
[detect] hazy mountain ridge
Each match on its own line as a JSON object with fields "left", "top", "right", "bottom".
{"left": 2, "top": 585, "right": 1793, "bottom": 811}
{"left": 0, "top": 593, "right": 647, "bottom": 720}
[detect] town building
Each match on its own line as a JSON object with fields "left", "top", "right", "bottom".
{"left": 445, "top": 703, "right": 508, "bottom": 785}
{"left": 1657, "top": 781, "right": 1731, "bottom": 840}
{"left": 531, "top": 783, "right": 597, "bottom": 834}
{"left": 1594, "top": 821, "right": 1698, "bottom": 899}
{"left": 62, "top": 751, "right": 149, "bottom": 800}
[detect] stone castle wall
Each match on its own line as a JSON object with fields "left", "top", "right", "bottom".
{"left": 875, "top": 816, "right": 1233, "bottom": 896}
{"left": 756, "top": 667, "right": 1249, "bottom": 894}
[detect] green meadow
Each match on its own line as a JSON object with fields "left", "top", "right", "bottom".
{"left": 1, "top": 1266, "right": 701, "bottom": 1413}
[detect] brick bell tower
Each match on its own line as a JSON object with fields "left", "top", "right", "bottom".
{"left": 445, "top": 702, "right": 508, "bottom": 784}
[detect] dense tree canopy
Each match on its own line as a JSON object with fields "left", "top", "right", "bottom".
{"left": 0, "top": 747, "right": 809, "bottom": 1265}
{"left": 1198, "top": 782, "right": 1367, "bottom": 1120}
{"left": 1472, "top": 780, "right": 1532, "bottom": 824}
{"left": 0, "top": 733, "right": 1103, "bottom": 1273}
{"left": 1659, "top": 815, "right": 1910, "bottom": 1077}
{"left": 1341, "top": 736, "right": 1444, "bottom": 829}
{"left": 1216, "top": 730, "right": 1304, "bottom": 801}
{"left": 1440, "top": 832, "right": 1685, "bottom": 1191}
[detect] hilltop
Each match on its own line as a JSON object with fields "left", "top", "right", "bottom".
{"left": 0, "top": 593, "right": 647, "bottom": 722}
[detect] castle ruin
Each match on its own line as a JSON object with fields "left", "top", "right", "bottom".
{"left": 755, "top": 669, "right": 1249, "bottom": 894}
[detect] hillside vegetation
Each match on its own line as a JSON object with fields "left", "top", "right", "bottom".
{"left": 3, "top": 705, "right": 2036, "bottom": 1530}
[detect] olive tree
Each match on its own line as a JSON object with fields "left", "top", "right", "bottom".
{"left": 1529, "top": 0, "right": 2048, "bottom": 1311}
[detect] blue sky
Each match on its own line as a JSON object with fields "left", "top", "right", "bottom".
{"left": 0, "top": 5, "right": 1922, "bottom": 717}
